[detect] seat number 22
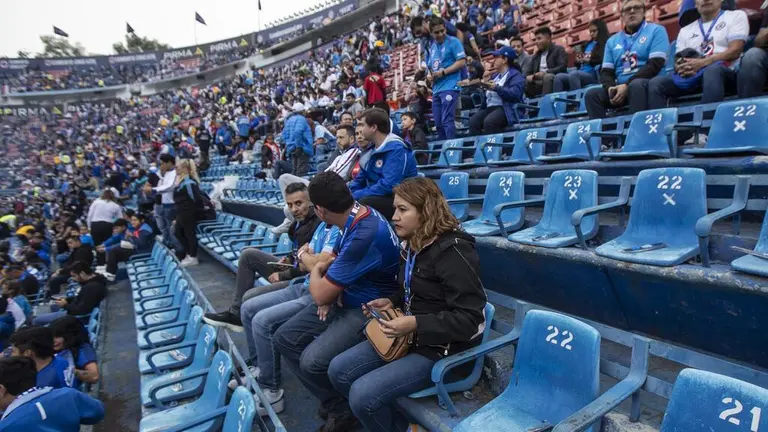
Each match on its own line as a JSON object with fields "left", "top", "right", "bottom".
{"left": 545, "top": 326, "right": 574, "bottom": 350}
{"left": 719, "top": 397, "right": 762, "bottom": 431}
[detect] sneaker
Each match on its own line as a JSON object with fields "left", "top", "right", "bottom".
{"left": 270, "top": 218, "right": 292, "bottom": 234}
{"left": 203, "top": 311, "right": 244, "bottom": 332}
{"left": 684, "top": 133, "right": 708, "bottom": 148}
{"left": 256, "top": 388, "right": 285, "bottom": 416}
{"left": 96, "top": 265, "right": 106, "bottom": 272}
{"left": 98, "top": 271, "right": 115, "bottom": 282}
{"left": 228, "top": 365, "right": 261, "bottom": 390}
{"left": 180, "top": 256, "right": 199, "bottom": 267}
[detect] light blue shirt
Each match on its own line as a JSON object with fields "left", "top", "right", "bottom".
{"left": 428, "top": 35, "right": 466, "bottom": 94}
{"left": 602, "top": 21, "right": 669, "bottom": 85}
{"left": 303, "top": 223, "right": 339, "bottom": 289}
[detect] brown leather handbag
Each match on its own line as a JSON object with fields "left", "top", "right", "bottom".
{"left": 364, "top": 308, "right": 413, "bottom": 362}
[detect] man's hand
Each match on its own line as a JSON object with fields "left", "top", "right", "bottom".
{"left": 54, "top": 298, "right": 68, "bottom": 307}
{"left": 317, "top": 304, "right": 330, "bottom": 321}
{"left": 267, "top": 272, "right": 281, "bottom": 283}
{"left": 426, "top": 73, "right": 434, "bottom": 85}
{"left": 96, "top": 245, "right": 105, "bottom": 253}
{"left": 314, "top": 258, "right": 334, "bottom": 277}
{"left": 363, "top": 298, "right": 394, "bottom": 318}
{"left": 379, "top": 315, "right": 417, "bottom": 338}
{"left": 526, "top": 75, "right": 534, "bottom": 83}
{"left": 142, "top": 184, "right": 152, "bottom": 194}
{"left": 534, "top": 71, "right": 545, "bottom": 79}
{"left": 679, "top": 58, "right": 708, "bottom": 76}
{"left": 608, "top": 84, "right": 629, "bottom": 106}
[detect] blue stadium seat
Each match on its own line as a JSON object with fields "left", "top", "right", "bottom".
{"left": 515, "top": 92, "right": 568, "bottom": 123}
{"left": 659, "top": 368, "right": 768, "bottom": 432}
{"left": 133, "top": 269, "right": 182, "bottom": 301}
{"left": 731, "top": 208, "right": 768, "bottom": 277}
{"left": 212, "top": 221, "right": 257, "bottom": 254}
{"left": 220, "top": 225, "right": 269, "bottom": 261}
{"left": 682, "top": 99, "right": 768, "bottom": 156}
{"left": 589, "top": 108, "right": 678, "bottom": 159}
{"left": 506, "top": 170, "right": 599, "bottom": 248}
{"left": 440, "top": 172, "right": 470, "bottom": 222}
{"left": 137, "top": 305, "right": 203, "bottom": 350}
{"left": 538, "top": 120, "right": 603, "bottom": 163}
{"left": 595, "top": 168, "right": 707, "bottom": 266}
{"left": 453, "top": 172, "right": 525, "bottom": 236}
{"left": 163, "top": 386, "right": 256, "bottom": 432}
{"left": 139, "top": 323, "right": 217, "bottom": 375}
{"left": 494, "top": 128, "right": 550, "bottom": 166}
{"left": 472, "top": 133, "right": 505, "bottom": 165}
{"left": 557, "top": 86, "right": 601, "bottom": 119}
{"left": 135, "top": 283, "right": 192, "bottom": 330}
{"left": 134, "top": 277, "right": 189, "bottom": 316}
{"left": 139, "top": 350, "right": 233, "bottom": 432}
{"left": 453, "top": 310, "right": 601, "bottom": 432}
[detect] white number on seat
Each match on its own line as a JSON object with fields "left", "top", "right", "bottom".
{"left": 577, "top": 124, "right": 591, "bottom": 143}
{"left": 719, "top": 398, "right": 762, "bottom": 431}
{"left": 448, "top": 176, "right": 460, "bottom": 186}
{"left": 564, "top": 176, "right": 582, "bottom": 188}
{"left": 498, "top": 176, "right": 514, "bottom": 187}
{"left": 657, "top": 175, "right": 682, "bottom": 190}
{"left": 644, "top": 113, "right": 663, "bottom": 124}
{"left": 218, "top": 361, "right": 226, "bottom": 376}
{"left": 545, "top": 326, "right": 574, "bottom": 350}
{"left": 734, "top": 105, "right": 757, "bottom": 117}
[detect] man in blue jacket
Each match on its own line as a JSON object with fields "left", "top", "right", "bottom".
{"left": 350, "top": 108, "right": 418, "bottom": 220}
{"left": 282, "top": 103, "right": 314, "bottom": 177}
{"left": 0, "top": 356, "right": 105, "bottom": 431}
{"left": 215, "top": 121, "right": 233, "bottom": 156}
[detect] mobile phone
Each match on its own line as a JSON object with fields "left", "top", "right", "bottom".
{"left": 362, "top": 303, "right": 387, "bottom": 323}
{"left": 51, "top": 294, "right": 65, "bottom": 301}
{"left": 267, "top": 261, "right": 294, "bottom": 270}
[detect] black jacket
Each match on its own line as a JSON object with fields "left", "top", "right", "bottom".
{"left": 525, "top": 43, "right": 568, "bottom": 76}
{"left": 276, "top": 212, "right": 322, "bottom": 281}
{"left": 173, "top": 178, "right": 203, "bottom": 221}
{"left": 63, "top": 274, "right": 107, "bottom": 316}
{"left": 63, "top": 244, "right": 94, "bottom": 273}
{"left": 389, "top": 230, "right": 487, "bottom": 360}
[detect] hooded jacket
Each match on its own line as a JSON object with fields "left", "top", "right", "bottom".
{"left": 348, "top": 134, "right": 418, "bottom": 199}
{"left": 282, "top": 112, "right": 314, "bottom": 157}
{"left": 62, "top": 273, "right": 107, "bottom": 317}
{"left": 128, "top": 223, "right": 155, "bottom": 254}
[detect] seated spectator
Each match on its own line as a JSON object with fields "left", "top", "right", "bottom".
{"left": 274, "top": 172, "right": 400, "bottom": 432}
{"left": 95, "top": 218, "right": 128, "bottom": 268}
{"left": 203, "top": 183, "right": 321, "bottom": 331}
{"left": 476, "top": 11, "right": 496, "bottom": 50}
{"left": 9, "top": 326, "right": 70, "bottom": 389}
{"left": 34, "top": 261, "right": 106, "bottom": 326}
{"left": 314, "top": 122, "right": 337, "bottom": 157}
{"left": 0, "top": 357, "right": 104, "bottom": 430}
{"left": 554, "top": 19, "right": 608, "bottom": 92}
{"left": 494, "top": 0, "right": 522, "bottom": 41}
{"left": 4, "top": 265, "right": 39, "bottom": 297}
{"left": 469, "top": 46, "right": 526, "bottom": 135}
{"left": 400, "top": 112, "right": 428, "bottom": 164}
{"left": 738, "top": 7, "right": 768, "bottom": 98}
{"left": 4, "top": 281, "right": 31, "bottom": 324}
{"left": 48, "top": 236, "right": 94, "bottom": 297}
{"left": 328, "top": 176, "right": 487, "bottom": 432}
{"left": 350, "top": 108, "right": 418, "bottom": 220}
{"left": 51, "top": 315, "right": 99, "bottom": 388}
{"left": 78, "top": 225, "right": 94, "bottom": 247}
{"left": 525, "top": 26, "right": 568, "bottom": 97}
{"left": 0, "top": 296, "right": 14, "bottom": 349}
{"left": 320, "top": 125, "right": 361, "bottom": 181}
{"left": 586, "top": 0, "right": 669, "bottom": 118}
{"left": 339, "top": 110, "right": 356, "bottom": 126}
{"left": 426, "top": 16, "right": 467, "bottom": 140}
{"left": 648, "top": 0, "right": 746, "bottom": 130}
{"left": 101, "top": 214, "right": 154, "bottom": 281}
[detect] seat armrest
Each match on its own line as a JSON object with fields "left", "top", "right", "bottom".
{"left": 695, "top": 176, "right": 750, "bottom": 267}
{"left": 553, "top": 96, "right": 579, "bottom": 106}
{"left": 571, "top": 177, "right": 631, "bottom": 249}
{"left": 148, "top": 369, "right": 209, "bottom": 409}
{"left": 163, "top": 407, "right": 228, "bottom": 432}
{"left": 142, "top": 321, "right": 188, "bottom": 348}
{"left": 145, "top": 341, "right": 196, "bottom": 375}
{"left": 446, "top": 197, "right": 485, "bottom": 205}
{"left": 494, "top": 198, "right": 546, "bottom": 237}
{"left": 139, "top": 306, "right": 181, "bottom": 327}
{"left": 582, "top": 130, "right": 624, "bottom": 149}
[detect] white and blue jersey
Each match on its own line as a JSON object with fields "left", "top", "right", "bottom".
{"left": 602, "top": 21, "right": 669, "bottom": 84}
{"left": 427, "top": 35, "right": 466, "bottom": 95}
{"left": 303, "top": 222, "right": 340, "bottom": 290}
{"left": 36, "top": 355, "right": 70, "bottom": 389}
{"left": 0, "top": 386, "right": 105, "bottom": 431}
{"left": 325, "top": 206, "right": 400, "bottom": 308}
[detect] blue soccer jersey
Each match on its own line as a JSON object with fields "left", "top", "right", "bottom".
{"left": 602, "top": 21, "right": 669, "bottom": 84}
{"left": 427, "top": 35, "right": 466, "bottom": 95}
{"left": 303, "top": 222, "right": 340, "bottom": 290}
{"left": 325, "top": 206, "right": 400, "bottom": 308}
{"left": 36, "top": 355, "right": 70, "bottom": 389}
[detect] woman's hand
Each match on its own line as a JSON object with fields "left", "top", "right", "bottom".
{"left": 362, "top": 298, "right": 393, "bottom": 317}
{"left": 378, "top": 315, "right": 417, "bottom": 338}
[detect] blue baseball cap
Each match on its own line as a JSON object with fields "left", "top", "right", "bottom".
{"left": 492, "top": 46, "right": 517, "bottom": 60}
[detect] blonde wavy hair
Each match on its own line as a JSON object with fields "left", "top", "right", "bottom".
{"left": 393, "top": 177, "right": 460, "bottom": 251}
{"left": 175, "top": 159, "right": 200, "bottom": 184}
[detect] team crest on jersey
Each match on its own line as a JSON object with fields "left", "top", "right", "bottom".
{"left": 638, "top": 36, "right": 647, "bottom": 44}
{"left": 715, "top": 21, "right": 726, "bottom": 31}
{"left": 375, "top": 159, "right": 384, "bottom": 168}
{"left": 432, "top": 60, "right": 440, "bottom": 70}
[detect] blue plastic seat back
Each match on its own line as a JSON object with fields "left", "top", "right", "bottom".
{"left": 200, "top": 350, "right": 233, "bottom": 408}
{"left": 660, "top": 368, "right": 768, "bottom": 432}
{"left": 222, "top": 387, "right": 257, "bottom": 432}
{"left": 436, "top": 139, "right": 464, "bottom": 166}
{"left": 537, "top": 92, "right": 568, "bottom": 119}
{"left": 755, "top": 210, "right": 768, "bottom": 254}
{"left": 275, "top": 233, "right": 292, "bottom": 254}
{"left": 185, "top": 306, "right": 204, "bottom": 341}
{"left": 473, "top": 134, "right": 504, "bottom": 164}
{"left": 508, "top": 310, "right": 601, "bottom": 428}
{"left": 622, "top": 108, "right": 678, "bottom": 155}
{"left": 512, "top": 128, "right": 549, "bottom": 163}
{"left": 261, "top": 232, "right": 278, "bottom": 252}
{"left": 705, "top": 99, "right": 768, "bottom": 151}
{"left": 560, "top": 120, "right": 602, "bottom": 159}
{"left": 483, "top": 172, "right": 525, "bottom": 224}
{"left": 540, "top": 170, "right": 599, "bottom": 235}
{"left": 624, "top": 167, "right": 707, "bottom": 246}
{"left": 191, "top": 324, "right": 218, "bottom": 369}
{"left": 255, "top": 179, "right": 265, "bottom": 189}
{"left": 440, "top": 172, "right": 470, "bottom": 221}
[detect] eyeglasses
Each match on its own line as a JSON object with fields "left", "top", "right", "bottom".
{"left": 621, "top": 5, "right": 645, "bottom": 13}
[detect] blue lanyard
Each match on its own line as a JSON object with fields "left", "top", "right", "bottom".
{"left": 334, "top": 202, "right": 361, "bottom": 253}
{"left": 698, "top": 10, "right": 725, "bottom": 43}
{"left": 621, "top": 20, "right": 647, "bottom": 54}
{"left": 403, "top": 248, "right": 416, "bottom": 315}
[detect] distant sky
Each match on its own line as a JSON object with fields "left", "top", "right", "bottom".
{"left": 0, "top": 0, "right": 322, "bottom": 57}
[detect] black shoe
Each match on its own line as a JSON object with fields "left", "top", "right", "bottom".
{"left": 203, "top": 311, "right": 244, "bottom": 332}
{"left": 318, "top": 411, "right": 361, "bottom": 432}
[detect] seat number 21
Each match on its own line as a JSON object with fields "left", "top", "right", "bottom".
{"left": 719, "top": 397, "right": 762, "bottom": 431}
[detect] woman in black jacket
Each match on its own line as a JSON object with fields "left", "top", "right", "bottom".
{"left": 553, "top": 19, "right": 609, "bottom": 92}
{"left": 328, "top": 177, "right": 487, "bottom": 432}
{"left": 173, "top": 159, "right": 202, "bottom": 267}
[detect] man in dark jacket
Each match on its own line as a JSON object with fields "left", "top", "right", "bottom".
{"left": 33, "top": 261, "right": 106, "bottom": 326}
{"left": 524, "top": 26, "right": 568, "bottom": 97}
{"left": 48, "top": 236, "right": 94, "bottom": 297}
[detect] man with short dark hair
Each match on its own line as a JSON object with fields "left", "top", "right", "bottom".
{"left": 318, "top": 125, "right": 361, "bottom": 181}
{"left": 9, "top": 327, "right": 69, "bottom": 389}
{"left": 350, "top": 108, "right": 418, "bottom": 220}
{"left": 339, "top": 111, "right": 355, "bottom": 126}
{"left": 47, "top": 236, "right": 93, "bottom": 297}
{"left": 34, "top": 261, "right": 106, "bottom": 326}
{"left": 145, "top": 154, "right": 176, "bottom": 247}
{"left": 525, "top": 26, "right": 568, "bottom": 96}
{"left": 274, "top": 172, "right": 400, "bottom": 432}
{"left": 510, "top": 37, "right": 532, "bottom": 75}
{"left": 0, "top": 356, "right": 104, "bottom": 430}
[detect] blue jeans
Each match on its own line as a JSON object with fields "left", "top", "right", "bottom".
{"left": 273, "top": 303, "right": 367, "bottom": 416}
{"left": 553, "top": 70, "right": 598, "bottom": 92}
{"left": 432, "top": 90, "right": 459, "bottom": 140}
{"left": 154, "top": 204, "right": 177, "bottom": 248}
{"left": 648, "top": 63, "right": 737, "bottom": 109}
{"left": 241, "top": 282, "right": 312, "bottom": 390}
{"left": 33, "top": 309, "right": 67, "bottom": 326}
{"left": 328, "top": 342, "right": 435, "bottom": 432}
{"left": 738, "top": 47, "right": 768, "bottom": 98}
{"left": 55, "top": 252, "right": 70, "bottom": 266}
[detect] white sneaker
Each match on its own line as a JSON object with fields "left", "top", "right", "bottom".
{"left": 270, "top": 218, "right": 292, "bottom": 234}
{"left": 96, "top": 265, "right": 106, "bottom": 272}
{"left": 180, "top": 257, "right": 199, "bottom": 267}
{"left": 684, "top": 133, "right": 708, "bottom": 148}
{"left": 228, "top": 365, "right": 261, "bottom": 390}
{"left": 256, "top": 388, "right": 284, "bottom": 416}
{"left": 103, "top": 272, "right": 116, "bottom": 282}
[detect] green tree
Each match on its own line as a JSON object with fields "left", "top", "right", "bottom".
{"left": 16, "top": 50, "right": 30, "bottom": 59}
{"left": 113, "top": 34, "right": 171, "bottom": 54}
{"left": 37, "top": 35, "right": 86, "bottom": 57}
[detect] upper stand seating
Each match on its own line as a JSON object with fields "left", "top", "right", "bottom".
{"left": 587, "top": 108, "right": 678, "bottom": 159}
{"left": 537, "top": 119, "right": 603, "bottom": 163}
{"left": 453, "top": 310, "right": 601, "bottom": 432}
{"left": 679, "top": 99, "right": 768, "bottom": 156}
{"left": 659, "top": 369, "right": 768, "bottom": 431}
{"left": 448, "top": 171, "right": 526, "bottom": 236}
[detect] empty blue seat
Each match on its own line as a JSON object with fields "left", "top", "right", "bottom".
{"left": 494, "top": 128, "right": 550, "bottom": 166}
{"left": 507, "top": 170, "right": 599, "bottom": 248}
{"left": 683, "top": 99, "right": 768, "bottom": 156}
{"left": 660, "top": 368, "right": 768, "bottom": 432}
{"left": 163, "top": 386, "right": 256, "bottom": 432}
{"left": 592, "top": 108, "right": 678, "bottom": 159}
{"left": 457, "top": 172, "right": 525, "bottom": 236}
{"left": 516, "top": 92, "right": 568, "bottom": 123}
{"left": 440, "top": 172, "right": 470, "bottom": 222}
{"left": 731, "top": 209, "right": 768, "bottom": 277}
{"left": 538, "top": 120, "right": 603, "bottom": 163}
{"left": 472, "top": 133, "right": 505, "bottom": 165}
{"left": 595, "top": 168, "right": 707, "bottom": 266}
{"left": 139, "top": 323, "right": 217, "bottom": 375}
{"left": 454, "top": 310, "right": 601, "bottom": 432}
{"left": 416, "top": 139, "right": 464, "bottom": 169}
{"left": 139, "top": 350, "right": 233, "bottom": 432}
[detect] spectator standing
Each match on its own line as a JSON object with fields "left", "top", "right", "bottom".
{"left": 554, "top": 19, "right": 609, "bottom": 92}
{"left": 426, "top": 16, "right": 467, "bottom": 140}
{"left": 363, "top": 64, "right": 387, "bottom": 106}
{"left": 85, "top": 189, "right": 122, "bottom": 246}
{"left": 195, "top": 125, "right": 213, "bottom": 171}
{"left": 469, "top": 46, "right": 526, "bottom": 135}
{"left": 145, "top": 154, "right": 177, "bottom": 248}
{"left": 525, "top": 26, "right": 568, "bottom": 97}
{"left": 282, "top": 103, "right": 314, "bottom": 177}
{"left": 172, "top": 159, "right": 202, "bottom": 267}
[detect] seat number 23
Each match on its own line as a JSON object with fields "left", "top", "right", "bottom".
{"left": 719, "top": 397, "right": 762, "bottom": 431}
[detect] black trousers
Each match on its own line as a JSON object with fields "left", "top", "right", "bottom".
{"left": 48, "top": 274, "right": 70, "bottom": 296}
{"left": 360, "top": 195, "right": 395, "bottom": 221}
{"left": 469, "top": 106, "right": 508, "bottom": 135}
{"left": 106, "top": 247, "right": 135, "bottom": 274}
{"left": 175, "top": 216, "right": 198, "bottom": 259}
{"left": 90, "top": 221, "right": 113, "bottom": 246}
{"left": 584, "top": 78, "right": 650, "bottom": 119}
